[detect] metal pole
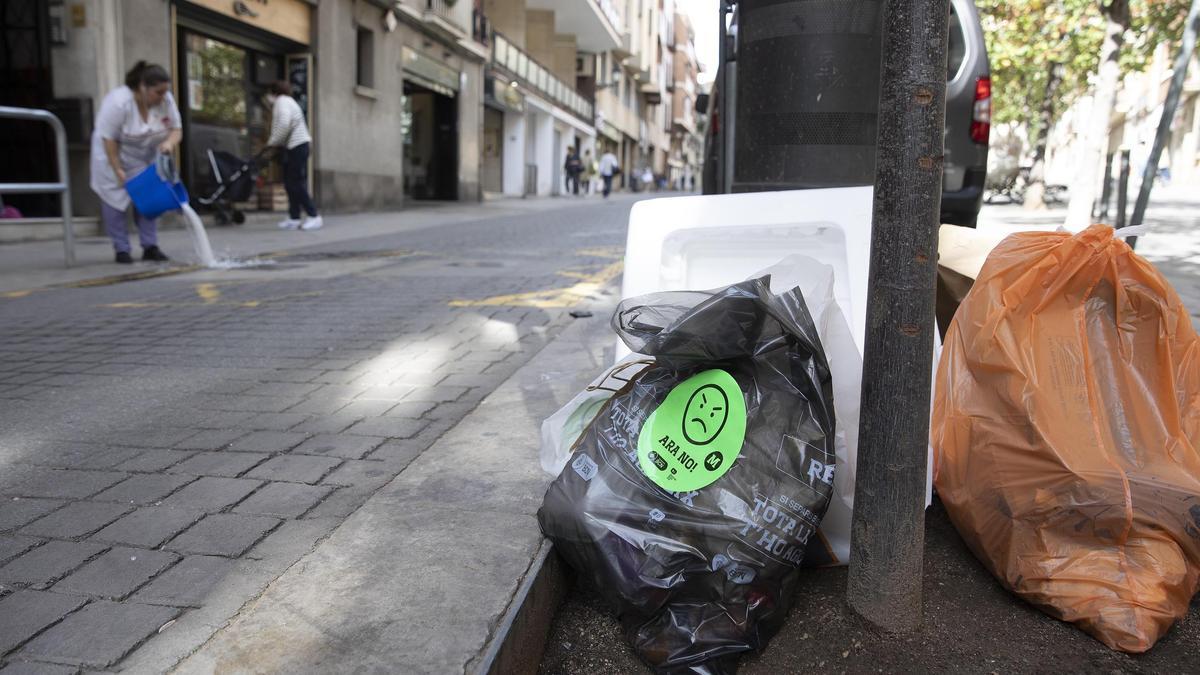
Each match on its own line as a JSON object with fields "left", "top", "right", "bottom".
{"left": 1127, "top": 0, "right": 1200, "bottom": 249}
{"left": 846, "top": 0, "right": 950, "bottom": 633}
{"left": 53, "top": 113, "right": 75, "bottom": 267}
{"left": 716, "top": 0, "right": 730, "bottom": 193}
{"left": 1116, "top": 149, "right": 1130, "bottom": 230}
{"left": 1098, "top": 152, "right": 1114, "bottom": 221}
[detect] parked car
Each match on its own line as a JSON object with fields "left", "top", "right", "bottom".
{"left": 701, "top": 0, "right": 991, "bottom": 227}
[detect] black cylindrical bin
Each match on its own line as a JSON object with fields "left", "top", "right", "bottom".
{"left": 733, "top": 0, "right": 882, "bottom": 192}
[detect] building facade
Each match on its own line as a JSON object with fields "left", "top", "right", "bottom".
{"left": 478, "top": 0, "right": 619, "bottom": 197}
{"left": 2, "top": 0, "right": 486, "bottom": 220}
{"left": 0, "top": 0, "right": 706, "bottom": 237}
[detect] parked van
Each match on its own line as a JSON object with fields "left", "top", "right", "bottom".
{"left": 701, "top": 0, "right": 991, "bottom": 226}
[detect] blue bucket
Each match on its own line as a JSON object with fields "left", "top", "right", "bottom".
{"left": 126, "top": 163, "right": 189, "bottom": 219}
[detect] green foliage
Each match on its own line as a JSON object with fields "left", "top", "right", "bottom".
{"left": 979, "top": 0, "right": 1190, "bottom": 140}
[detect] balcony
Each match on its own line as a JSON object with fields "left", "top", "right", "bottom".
{"left": 672, "top": 107, "right": 696, "bottom": 136}
{"left": 421, "top": 0, "right": 467, "bottom": 40}
{"left": 613, "top": 30, "right": 634, "bottom": 60}
{"left": 524, "top": 0, "right": 621, "bottom": 52}
{"left": 640, "top": 81, "right": 663, "bottom": 105}
{"left": 472, "top": 8, "right": 490, "bottom": 45}
{"left": 492, "top": 32, "right": 594, "bottom": 123}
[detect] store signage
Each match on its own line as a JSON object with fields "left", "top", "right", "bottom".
{"left": 184, "top": 0, "right": 311, "bottom": 45}
{"left": 501, "top": 81, "right": 524, "bottom": 112}
{"left": 232, "top": 1, "right": 261, "bottom": 19}
{"left": 403, "top": 47, "right": 460, "bottom": 96}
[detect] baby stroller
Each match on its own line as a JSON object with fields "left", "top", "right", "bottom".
{"left": 195, "top": 148, "right": 269, "bottom": 225}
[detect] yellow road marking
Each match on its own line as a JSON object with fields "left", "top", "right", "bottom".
{"left": 101, "top": 290, "right": 321, "bottom": 309}
{"left": 195, "top": 283, "right": 221, "bottom": 304}
{"left": 574, "top": 245, "right": 624, "bottom": 259}
{"left": 449, "top": 260, "right": 623, "bottom": 309}
{"left": 555, "top": 270, "right": 595, "bottom": 280}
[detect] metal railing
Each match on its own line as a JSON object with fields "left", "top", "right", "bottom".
{"left": 426, "top": 0, "right": 452, "bottom": 17}
{"left": 492, "top": 32, "right": 594, "bottom": 122}
{"left": 0, "top": 106, "right": 74, "bottom": 266}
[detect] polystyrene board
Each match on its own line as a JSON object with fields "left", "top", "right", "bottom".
{"left": 615, "top": 187, "right": 935, "bottom": 517}
{"left": 618, "top": 186, "right": 874, "bottom": 358}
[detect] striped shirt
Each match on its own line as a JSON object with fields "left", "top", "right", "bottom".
{"left": 267, "top": 95, "right": 311, "bottom": 150}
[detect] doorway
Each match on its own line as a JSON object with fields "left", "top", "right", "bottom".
{"left": 403, "top": 80, "right": 458, "bottom": 200}
{"left": 482, "top": 107, "right": 503, "bottom": 194}
{"left": 179, "top": 30, "right": 293, "bottom": 213}
{"left": 0, "top": 0, "right": 56, "bottom": 215}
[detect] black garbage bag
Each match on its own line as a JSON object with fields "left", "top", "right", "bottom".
{"left": 537, "top": 276, "right": 837, "bottom": 674}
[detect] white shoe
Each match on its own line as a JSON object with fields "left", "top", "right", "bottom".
{"left": 278, "top": 218, "right": 300, "bottom": 230}
{"left": 300, "top": 215, "right": 324, "bottom": 231}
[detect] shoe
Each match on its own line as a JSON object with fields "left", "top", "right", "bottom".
{"left": 278, "top": 218, "right": 301, "bottom": 230}
{"left": 300, "top": 215, "right": 324, "bottom": 231}
{"left": 142, "top": 246, "right": 170, "bottom": 262}
{"left": 115, "top": 251, "right": 133, "bottom": 264}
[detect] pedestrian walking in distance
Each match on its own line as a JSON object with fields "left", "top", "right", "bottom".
{"left": 599, "top": 149, "right": 620, "bottom": 198}
{"left": 266, "top": 81, "right": 322, "bottom": 231}
{"left": 564, "top": 147, "right": 583, "bottom": 196}
{"left": 582, "top": 149, "right": 598, "bottom": 195}
{"left": 90, "top": 61, "right": 180, "bottom": 264}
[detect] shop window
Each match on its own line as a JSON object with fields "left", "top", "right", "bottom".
{"left": 356, "top": 27, "right": 375, "bottom": 89}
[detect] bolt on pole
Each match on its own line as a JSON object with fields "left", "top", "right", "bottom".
{"left": 846, "top": 0, "right": 951, "bottom": 633}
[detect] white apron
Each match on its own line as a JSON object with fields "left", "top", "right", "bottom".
{"left": 89, "top": 87, "right": 181, "bottom": 211}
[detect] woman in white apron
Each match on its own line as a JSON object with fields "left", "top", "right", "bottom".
{"left": 90, "top": 61, "right": 182, "bottom": 264}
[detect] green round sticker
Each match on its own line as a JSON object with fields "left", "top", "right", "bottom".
{"left": 637, "top": 369, "right": 747, "bottom": 492}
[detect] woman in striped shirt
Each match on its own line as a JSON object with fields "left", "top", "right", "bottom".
{"left": 266, "top": 81, "right": 322, "bottom": 231}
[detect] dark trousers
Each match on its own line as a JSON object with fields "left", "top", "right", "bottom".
{"left": 565, "top": 173, "right": 580, "bottom": 195}
{"left": 602, "top": 174, "right": 613, "bottom": 197}
{"left": 283, "top": 142, "right": 317, "bottom": 219}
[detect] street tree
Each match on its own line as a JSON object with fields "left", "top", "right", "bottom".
{"left": 979, "top": 0, "right": 1104, "bottom": 209}
{"left": 1064, "top": 0, "right": 1132, "bottom": 227}
{"left": 1127, "top": 0, "right": 1200, "bottom": 249}
{"left": 1064, "top": 0, "right": 1192, "bottom": 227}
{"left": 980, "top": 0, "right": 1191, "bottom": 215}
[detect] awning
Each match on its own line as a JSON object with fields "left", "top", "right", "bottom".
{"left": 598, "top": 120, "right": 621, "bottom": 143}
{"left": 402, "top": 46, "right": 459, "bottom": 97}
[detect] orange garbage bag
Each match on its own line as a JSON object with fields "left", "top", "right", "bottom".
{"left": 932, "top": 224, "right": 1200, "bottom": 653}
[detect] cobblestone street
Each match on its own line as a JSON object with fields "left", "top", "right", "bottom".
{"left": 0, "top": 197, "right": 632, "bottom": 672}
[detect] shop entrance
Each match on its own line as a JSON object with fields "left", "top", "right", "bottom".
{"left": 0, "top": 0, "right": 56, "bottom": 216}
{"left": 482, "top": 107, "right": 504, "bottom": 194}
{"left": 176, "top": 21, "right": 309, "bottom": 216}
{"left": 402, "top": 81, "right": 458, "bottom": 201}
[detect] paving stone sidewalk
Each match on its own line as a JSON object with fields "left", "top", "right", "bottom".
{"left": 0, "top": 196, "right": 633, "bottom": 672}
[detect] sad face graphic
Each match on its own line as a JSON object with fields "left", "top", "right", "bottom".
{"left": 682, "top": 383, "right": 729, "bottom": 445}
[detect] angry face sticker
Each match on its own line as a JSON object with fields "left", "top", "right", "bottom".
{"left": 637, "top": 369, "right": 747, "bottom": 492}
{"left": 682, "top": 384, "right": 729, "bottom": 445}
